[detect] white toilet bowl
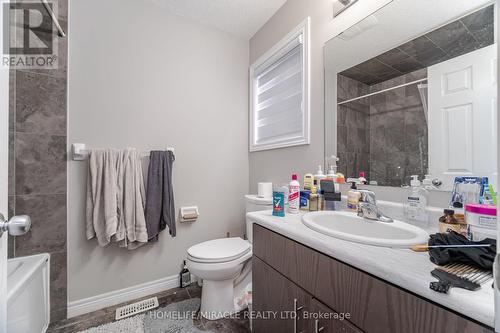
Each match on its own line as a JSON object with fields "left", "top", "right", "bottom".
{"left": 186, "top": 237, "right": 252, "bottom": 320}
{"left": 186, "top": 194, "right": 272, "bottom": 321}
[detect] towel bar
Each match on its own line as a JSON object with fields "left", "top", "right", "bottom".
{"left": 72, "top": 143, "right": 174, "bottom": 161}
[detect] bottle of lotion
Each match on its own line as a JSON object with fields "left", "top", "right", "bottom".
{"left": 288, "top": 174, "right": 300, "bottom": 214}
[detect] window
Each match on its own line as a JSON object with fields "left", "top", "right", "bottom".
{"left": 249, "top": 18, "right": 310, "bottom": 152}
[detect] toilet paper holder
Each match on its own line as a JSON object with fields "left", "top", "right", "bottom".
{"left": 180, "top": 206, "right": 199, "bottom": 222}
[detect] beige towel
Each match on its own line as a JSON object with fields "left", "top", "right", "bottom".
{"left": 116, "top": 149, "right": 148, "bottom": 250}
{"left": 86, "top": 149, "right": 120, "bottom": 247}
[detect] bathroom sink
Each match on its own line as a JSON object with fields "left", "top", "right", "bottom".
{"left": 302, "top": 211, "right": 429, "bottom": 248}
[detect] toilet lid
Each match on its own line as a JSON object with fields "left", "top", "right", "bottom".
{"left": 187, "top": 237, "right": 251, "bottom": 263}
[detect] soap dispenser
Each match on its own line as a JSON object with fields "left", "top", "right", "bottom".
{"left": 347, "top": 182, "right": 361, "bottom": 212}
{"left": 405, "top": 175, "right": 429, "bottom": 223}
{"left": 314, "top": 165, "right": 326, "bottom": 191}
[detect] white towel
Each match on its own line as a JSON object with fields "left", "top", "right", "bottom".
{"left": 86, "top": 149, "right": 120, "bottom": 247}
{"left": 86, "top": 148, "right": 148, "bottom": 249}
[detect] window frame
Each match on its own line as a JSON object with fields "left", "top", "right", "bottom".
{"left": 249, "top": 17, "right": 311, "bottom": 152}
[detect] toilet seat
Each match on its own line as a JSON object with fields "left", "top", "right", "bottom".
{"left": 187, "top": 237, "right": 251, "bottom": 263}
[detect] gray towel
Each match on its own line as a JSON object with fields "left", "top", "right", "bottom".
{"left": 145, "top": 150, "right": 176, "bottom": 241}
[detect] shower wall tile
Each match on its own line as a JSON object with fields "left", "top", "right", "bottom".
{"left": 8, "top": 132, "right": 15, "bottom": 196}
{"left": 15, "top": 133, "right": 66, "bottom": 195}
{"left": 14, "top": 194, "right": 67, "bottom": 256}
{"left": 15, "top": 71, "right": 67, "bottom": 135}
{"left": 9, "top": 70, "right": 15, "bottom": 132}
{"left": 368, "top": 69, "right": 428, "bottom": 187}
{"left": 8, "top": 0, "right": 68, "bottom": 323}
{"left": 336, "top": 75, "right": 371, "bottom": 180}
{"left": 50, "top": 251, "right": 68, "bottom": 322}
{"left": 426, "top": 20, "right": 478, "bottom": 58}
{"left": 461, "top": 5, "right": 494, "bottom": 47}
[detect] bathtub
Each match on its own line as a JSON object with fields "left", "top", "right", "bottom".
{"left": 7, "top": 253, "right": 50, "bottom": 333}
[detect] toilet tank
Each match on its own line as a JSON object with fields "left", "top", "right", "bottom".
{"left": 245, "top": 195, "right": 272, "bottom": 243}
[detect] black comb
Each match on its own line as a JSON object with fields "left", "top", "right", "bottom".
{"left": 429, "top": 263, "right": 492, "bottom": 294}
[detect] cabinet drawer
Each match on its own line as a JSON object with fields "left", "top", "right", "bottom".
{"left": 310, "top": 299, "right": 363, "bottom": 333}
{"left": 253, "top": 224, "right": 492, "bottom": 333}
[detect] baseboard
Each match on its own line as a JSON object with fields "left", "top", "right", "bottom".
{"left": 67, "top": 274, "right": 180, "bottom": 318}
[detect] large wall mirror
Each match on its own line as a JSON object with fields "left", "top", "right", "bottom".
{"left": 325, "top": 0, "right": 497, "bottom": 192}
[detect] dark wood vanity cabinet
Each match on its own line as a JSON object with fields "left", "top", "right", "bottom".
{"left": 252, "top": 224, "right": 493, "bottom": 333}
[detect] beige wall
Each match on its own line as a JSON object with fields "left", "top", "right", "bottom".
{"left": 249, "top": 0, "right": 333, "bottom": 193}
{"left": 68, "top": 0, "right": 249, "bottom": 302}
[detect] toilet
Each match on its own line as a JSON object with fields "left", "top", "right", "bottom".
{"left": 186, "top": 194, "right": 272, "bottom": 320}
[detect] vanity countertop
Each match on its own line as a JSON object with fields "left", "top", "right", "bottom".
{"left": 247, "top": 210, "right": 494, "bottom": 328}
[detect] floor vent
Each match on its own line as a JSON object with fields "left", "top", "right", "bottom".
{"left": 115, "top": 297, "right": 159, "bottom": 320}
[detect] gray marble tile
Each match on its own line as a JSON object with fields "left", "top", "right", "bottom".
{"left": 399, "top": 36, "right": 448, "bottom": 67}
{"left": 369, "top": 124, "right": 385, "bottom": 155}
{"left": 426, "top": 20, "right": 479, "bottom": 58}
{"left": 346, "top": 127, "right": 367, "bottom": 153}
{"left": 22, "top": 19, "right": 68, "bottom": 79}
{"left": 384, "top": 124, "right": 405, "bottom": 153}
{"left": 461, "top": 5, "right": 494, "bottom": 47}
{"left": 49, "top": 251, "right": 67, "bottom": 322}
{"left": 57, "top": 0, "right": 68, "bottom": 20}
{"left": 355, "top": 58, "right": 401, "bottom": 83}
{"left": 15, "top": 133, "right": 66, "bottom": 195}
{"left": 15, "top": 71, "right": 67, "bottom": 135}
{"left": 337, "top": 105, "right": 347, "bottom": 126}
{"left": 14, "top": 194, "right": 67, "bottom": 256}
{"left": 8, "top": 131, "right": 15, "bottom": 196}
{"left": 50, "top": 308, "right": 68, "bottom": 326}
{"left": 9, "top": 70, "right": 15, "bottom": 132}
{"left": 336, "top": 151, "right": 348, "bottom": 176}
{"left": 404, "top": 68, "right": 427, "bottom": 82}
{"left": 337, "top": 125, "right": 347, "bottom": 153}
{"left": 340, "top": 66, "right": 379, "bottom": 86}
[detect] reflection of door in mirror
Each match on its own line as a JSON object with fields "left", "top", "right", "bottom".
{"left": 325, "top": 2, "right": 497, "bottom": 190}
{"left": 428, "top": 44, "right": 497, "bottom": 191}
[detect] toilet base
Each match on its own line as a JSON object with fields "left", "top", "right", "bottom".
{"left": 200, "top": 279, "right": 236, "bottom": 320}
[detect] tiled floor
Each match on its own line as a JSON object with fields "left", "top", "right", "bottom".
{"left": 47, "top": 284, "right": 250, "bottom": 333}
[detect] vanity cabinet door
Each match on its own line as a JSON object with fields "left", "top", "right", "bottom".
{"left": 254, "top": 224, "right": 492, "bottom": 333}
{"left": 253, "top": 256, "right": 312, "bottom": 333}
{"left": 310, "top": 299, "right": 363, "bottom": 333}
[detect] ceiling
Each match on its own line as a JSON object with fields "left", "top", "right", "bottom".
{"left": 339, "top": 5, "right": 494, "bottom": 85}
{"left": 146, "top": 0, "right": 287, "bottom": 39}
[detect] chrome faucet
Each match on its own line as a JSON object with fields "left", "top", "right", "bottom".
{"left": 355, "top": 190, "right": 393, "bottom": 223}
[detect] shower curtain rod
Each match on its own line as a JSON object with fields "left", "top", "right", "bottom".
{"left": 337, "top": 77, "right": 428, "bottom": 106}
{"left": 41, "top": 0, "right": 66, "bottom": 37}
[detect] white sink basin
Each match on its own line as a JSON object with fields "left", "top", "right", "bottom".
{"left": 302, "top": 211, "right": 429, "bottom": 248}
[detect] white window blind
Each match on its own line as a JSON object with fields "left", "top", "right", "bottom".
{"left": 250, "top": 18, "right": 310, "bottom": 151}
